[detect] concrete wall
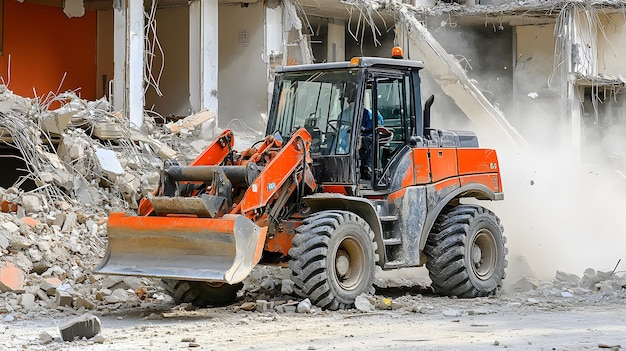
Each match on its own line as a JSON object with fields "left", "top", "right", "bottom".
{"left": 515, "top": 24, "right": 556, "bottom": 94}
{"left": 144, "top": 7, "right": 191, "bottom": 117}
{"left": 218, "top": 2, "right": 267, "bottom": 130}
{"left": 598, "top": 13, "right": 626, "bottom": 77}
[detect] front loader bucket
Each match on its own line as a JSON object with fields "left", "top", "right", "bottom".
{"left": 94, "top": 213, "right": 267, "bottom": 284}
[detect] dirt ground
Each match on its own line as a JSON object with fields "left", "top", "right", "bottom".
{"left": 2, "top": 268, "right": 625, "bottom": 351}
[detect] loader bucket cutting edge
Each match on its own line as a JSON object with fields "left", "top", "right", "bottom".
{"left": 94, "top": 213, "right": 267, "bottom": 284}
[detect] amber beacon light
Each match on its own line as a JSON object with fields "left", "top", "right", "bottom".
{"left": 391, "top": 46, "right": 404, "bottom": 59}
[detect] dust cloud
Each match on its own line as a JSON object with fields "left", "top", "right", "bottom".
{"left": 478, "top": 106, "right": 626, "bottom": 284}
{"left": 423, "top": 20, "right": 626, "bottom": 283}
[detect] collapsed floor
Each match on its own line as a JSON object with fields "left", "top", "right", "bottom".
{"left": 0, "top": 86, "right": 624, "bottom": 346}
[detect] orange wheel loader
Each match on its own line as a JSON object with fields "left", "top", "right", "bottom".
{"left": 95, "top": 48, "right": 507, "bottom": 309}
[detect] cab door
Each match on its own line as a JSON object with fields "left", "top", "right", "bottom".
{"left": 368, "top": 72, "right": 414, "bottom": 190}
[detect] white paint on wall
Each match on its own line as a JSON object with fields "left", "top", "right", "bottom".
{"left": 128, "top": 0, "right": 145, "bottom": 129}
{"left": 190, "top": 0, "right": 219, "bottom": 118}
{"left": 265, "top": 6, "right": 283, "bottom": 59}
{"left": 218, "top": 2, "right": 267, "bottom": 130}
{"left": 112, "top": 6, "right": 125, "bottom": 112}
{"left": 327, "top": 19, "right": 345, "bottom": 62}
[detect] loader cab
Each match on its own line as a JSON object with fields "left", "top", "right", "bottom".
{"left": 268, "top": 56, "right": 424, "bottom": 194}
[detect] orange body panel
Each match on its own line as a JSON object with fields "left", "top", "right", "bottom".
{"left": 429, "top": 148, "right": 458, "bottom": 183}
{"left": 456, "top": 149, "right": 499, "bottom": 175}
{"left": 412, "top": 148, "right": 431, "bottom": 184}
{"left": 460, "top": 173, "right": 501, "bottom": 193}
{"left": 457, "top": 149, "right": 502, "bottom": 192}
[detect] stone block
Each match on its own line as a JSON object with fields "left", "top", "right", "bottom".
{"left": 55, "top": 290, "right": 73, "bottom": 307}
{"left": 74, "top": 296, "right": 96, "bottom": 310}
{"left": 59, "top": 314, "right": 101, "bottom": 342}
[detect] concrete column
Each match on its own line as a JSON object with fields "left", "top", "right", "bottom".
{"left": 112, "top": 4, "right": 125, "bottom": 112}
{"left": 564, "top": 9, "right": 581, "bottom": 153}
{"left": 112, "top": 0, "right": 145, "bottom": 129}
{"left": 327, "top": 19, "right": 345, "bottom": 62}
{"left": 189, "top": 0, "right": 219, "bottom": 121}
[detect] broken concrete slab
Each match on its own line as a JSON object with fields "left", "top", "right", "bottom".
{"left": 1, "top": 221, "right": 20, "bottom": 234}
{"left": 92, "top": 122, "right": 124, "bottom": 140}
{"left": 0, "top": 262, "right": 26, "bottom": 293}
{"left": 41, "top": 111, "right": 72, "bottom": 135}
{"left": 95, "top": 148, "right": 124, "bottom": 180}
{"left": 59, "top": 314, "right": 101, "bottom": 342}
{"left": 130, "top": 131, "right": 178, "bottom": 159}
{"left": 41, "top": 277, "right": 63, "bottom": 296}
{"left": 167, "top": 110, "right": 216, "bottom": 135}
{"left": 395, "top": 4, "right": 527, "bottom": 149}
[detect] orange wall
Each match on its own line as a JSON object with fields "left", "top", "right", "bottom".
{"left": 0, "top": 1, "right": 97, "bottom": 100}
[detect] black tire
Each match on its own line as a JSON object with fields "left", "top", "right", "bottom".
{"left": 424, "top": 204, "right": 507, "bottom": 298}
{"left": 162, "top": 280, "right": 243, "bottom": 307}
{"left": 288, "top": 210, "right": 379, "bottom": 310}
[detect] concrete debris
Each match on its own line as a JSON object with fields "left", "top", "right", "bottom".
{"left": 297, "top": 298, "right": 312, "bottom": 313}
{"left": 0, "top": 86, "right": 222, "bottom": 315}
{"left": 59, "top": 313, "right": 101, "bottom": 342}
{"left": 256, "top": 299, "right": 274, "bottom": 313}
{"left": 39, "top": 331, "right": 54, "bottom": 345}
{"left": 354, "top": 294, "right": 375, "bottom": 313}
{"left": 0, "top": 262, "right": 26, "bottom": 293}
{"left": 167, "top": 110, "right": 216, "bottom": 135}
{"left": 239, "top": 301, "right": 256, "bottom": 311}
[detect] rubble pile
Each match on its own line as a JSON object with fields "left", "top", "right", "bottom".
{"left": 509, "top": 268, "right": 626, "bottom": 300}
{"left": 0, "top": 86, "right": 220, "bottom": 324}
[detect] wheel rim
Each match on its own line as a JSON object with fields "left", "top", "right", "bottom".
{"left": 334, "top": 236, "right": 366, "bottom": 290}
{"left": 471, "top": 229, "right": 497, "bottom": 280}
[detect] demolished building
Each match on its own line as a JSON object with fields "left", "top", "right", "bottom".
{"left": 2, "top": 0, "right": 626, "bottom": 158}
